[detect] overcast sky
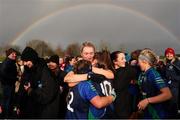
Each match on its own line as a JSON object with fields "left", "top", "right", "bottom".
{"left": 0, "top": 0, "right": 180, "bottom": 55}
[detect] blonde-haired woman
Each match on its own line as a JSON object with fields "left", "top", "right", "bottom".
{"left": 137, "top": 49, "right": 172, "bottom": 119}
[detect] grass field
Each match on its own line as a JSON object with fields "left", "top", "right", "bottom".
{"left": 0, "top": 56, "right": 5, "bottom": 63}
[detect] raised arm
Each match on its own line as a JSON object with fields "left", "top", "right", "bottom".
{"left": 64, "top": 71, "right": 88, "bottom": 87}
{"left": 64, "top": 71, "right": 88, "bottom": 83}
{"left": 92, "top": 67, "right": 114, "bottom": 79}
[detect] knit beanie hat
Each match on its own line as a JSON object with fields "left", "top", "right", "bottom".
{"left": 21, "top": 47, "right": 39, "bottom": 63}
{"left": 6, "top": 48, "right": 17, "bottom": 57}
{"left": 165, "top": 48, "right": 175, "bottom": 56}
{"left": 48, "top": 55, "right": 59, "bottom": 65}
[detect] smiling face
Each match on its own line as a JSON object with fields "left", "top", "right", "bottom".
{"left": 166, "top": 53, "right": 174, "bottom": 61}
{"left": 48, "top": 61, "right": 58, "bottom": 70}
{"left": 8, "top": 52, "right": 17, "bottom": 60}
{"left": 23, "top": 61, "right": 33, "bottom": 68}
{"left": 81, "top": 46, "right": 95, "bottom": 63}
{"left": 59, "top": 58, "right": 64, "bottom": 64}
{"left": 69, "top": 58, "right": 76, "bottom": 66}
{"left": 114, "top": 53, "right": 126, "bottom": 68}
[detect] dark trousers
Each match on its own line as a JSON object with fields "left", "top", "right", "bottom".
{"left": 179, "top": 84, "right": 180, "bottom": 110}
{"left": 166, "top": 87, "right": 179, "bottom": 118}
{"left": 2, "top": 85, "right": 14, "bottom": 118}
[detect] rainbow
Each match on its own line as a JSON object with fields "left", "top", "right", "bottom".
{"left": 11, "top": 3, "right": 179, "bottom": 45}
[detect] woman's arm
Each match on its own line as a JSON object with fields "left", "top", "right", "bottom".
{"left": 64, "top": 67, "right": 114, "bottom": 87}
{"left": 147, "top": 87, "right": 172, "bottom": 103}
{"left": 90, "top": 95, "right": 114, "bottom": 109}
{"left": 138, "top": 87, "right": 172, "bottom": 110}
{"left": 92, "top": 67, "right": 114, "bottom": 79}
{"left": 0, "top": 105, "right": 2, "bottom": 114}
{"left": 64, "top": 71, "right": 88, "bottom": 87}
{"left": 64, "top": 71, "right": 88, "bottom": 83}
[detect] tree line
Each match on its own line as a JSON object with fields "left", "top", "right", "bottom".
{"left": 0, "top": 39, "right": 117, "bottom": 59}
{"left": 0, "top": 40, "right": 179, "bottom": 61}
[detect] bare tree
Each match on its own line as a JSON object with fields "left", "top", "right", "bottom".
{"left": 118, "top": 43, "right": 126, "bottom": 53}
{"left": 99, "top": 40, "right": 111, "bottom": 51}
{"left": 65, "top": 42, "right": 80, "bottom": 56}
{"left": 26, "top": 40, "right": 54, "bottom": 57}
{"left": 0, "top": 46, "right": 4, "bottom": 56}
{"left": 0, "top": 45, "right": 21, "bottom": 56}
{"left": 55, "top": 45, "right": 65, "bottom": 57}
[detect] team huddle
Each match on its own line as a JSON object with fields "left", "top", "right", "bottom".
{"left": 0, "top": 42, "right": 180, "bottom": 119}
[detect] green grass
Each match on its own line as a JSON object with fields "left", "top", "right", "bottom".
{"left": 0, "top": 56, "right": 5, "bottom": 62}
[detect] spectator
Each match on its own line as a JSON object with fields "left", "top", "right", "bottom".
{"left": 164, "top": 48, "right": 180, "bottom": 118}
{"left": 75, "top": 55, "right": 83, "bottom": 61}
{"left": 47, "top": 55, "right": 68, "bottom": 118}
{"left": 0, "top": 48, "right": 18, "bottom": 118}
{"left": 64, "top": 56, "right": 76, "bottom": 73}
{"left": 20, "top": 47, "right": 59, "bottom": 118}
{"left": 59, "top": 57, "right": 65, "bottom": 71}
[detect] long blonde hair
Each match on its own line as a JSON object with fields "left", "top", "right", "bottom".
{"left": 139, "top": 49, "right": 158, "bottom": 66}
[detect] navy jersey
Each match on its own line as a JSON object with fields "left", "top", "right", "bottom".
{"left": 138, "top": 67, "right": 168, "bottom": 119}
{"left": 66, "top": 80, "right": 105, "bottom": 119}
{"left": 92, "top": 78, "right": 115, "bottom": 118}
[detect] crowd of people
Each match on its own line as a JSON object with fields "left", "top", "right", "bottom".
{"left": 0, "top": 41, "right": 180, "bottom": 119}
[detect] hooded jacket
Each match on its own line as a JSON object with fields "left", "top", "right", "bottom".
{"left": 18, "top": 47, "right": 60, "bottom": 118}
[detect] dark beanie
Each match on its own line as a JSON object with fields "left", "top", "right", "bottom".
{"left": 21, "top": 47, "right": 39, "bottom": 62}
{"left": 48, "top": 55, "right": 59, "bottom": 65}
{"left": 6, "top": 48, "right": 17, "bottom": 57}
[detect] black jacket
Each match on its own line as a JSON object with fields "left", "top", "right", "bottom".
{"left": 0, "top": 58, "right": 17, "bottom": 86}
{"left": 50, "top": 69, "right": 68, "bottom": 118}
{"left": 165, "top": 58, "right": 180, "bottom": 88}
{"left": 17, "top": 59, "right": 60, "bottom": 118}
{"left": 113, "top": 65, "right": 136, "bottom": 118}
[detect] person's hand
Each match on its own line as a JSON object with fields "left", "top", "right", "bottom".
{"left": 87, "top": 71, "right": 94, "bottom": 80}
{"left": 137, "top": 98, "right": 149, "bottom": 110}
{"left": 24, "top": 82, "right": 31, "bottom": 91}
{"left": 59, "top": 86, "right": 64, "bottom": 94}
{"left": 0, "top": 106, "right": 2, "bottom": 113}
{"left": 13, "top": 106, "right": 20, "bottom": 115}
{"left": 17, "top": 108, "right": 20, "bottom": 115}
{"left": 110, "top": 88, "right": 116, "bottom": 102}
{"left": 130, "top": 79, "right": 136, "bottom": 84}
{"left": 131, "top": 60, "right": 137, "bottom": 66}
